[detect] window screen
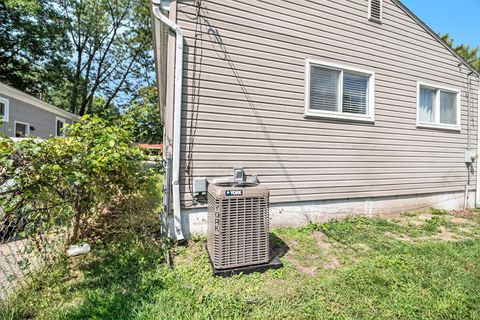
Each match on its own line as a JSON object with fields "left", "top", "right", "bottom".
{"left": 342, "top": 72, "right": 368, "bottom": 115}
{"left": 0, "top": 102, "right": 4, "bottom": 117}
{"left": 309, "top": 65, "right": 340, "bottom": 112}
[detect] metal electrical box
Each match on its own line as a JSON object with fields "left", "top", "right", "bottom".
{"left": 193, "top": 177, "right": 208, "bottom": 195}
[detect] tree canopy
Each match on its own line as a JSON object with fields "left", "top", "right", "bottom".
{"left": 441, "top": 33, "right": 480, "bottom": 72}
{"left": 0, "top": 0, "right": 154, "bottom": 116}
{"left": 0, "top": 0, "right": 70, "bottom": 96}
{"left": 0, "top": 0, "right": 161, "bottom": 143}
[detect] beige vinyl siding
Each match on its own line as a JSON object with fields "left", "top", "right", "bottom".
{"left": 176, "top": 0, "right": 479, "bottom": 205}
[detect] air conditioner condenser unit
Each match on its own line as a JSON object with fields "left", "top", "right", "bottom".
{"left": 207, "top": 181, "right": 270, "bottom": 270}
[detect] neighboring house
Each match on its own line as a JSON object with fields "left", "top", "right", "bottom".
{"left": 151, "top": 0, "right": 480, "bottom": 239}
{"left": 0, "top": 82, "right": 79, "bottom": 139}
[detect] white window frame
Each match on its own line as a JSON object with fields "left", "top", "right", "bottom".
{"left": 368, "top": 0, "right": 383, "bottom": 23}
{"left": 304, "top": 59, "right": 375, "bottom": 123}
{"left": 0, "top": 97, "right": 9, "bottom": 123}
{"left": 416, "top": 82, "right": 461, "bottom": 131}
{"left": 55, "top": 117, "right": 66, "bottom": 137}
{"left": 14, "top": 121, "right": 30, "bottom": 137}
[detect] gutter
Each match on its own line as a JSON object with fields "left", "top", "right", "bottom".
{"left": 151, "top": 0, "right": 184, "bottom": 240}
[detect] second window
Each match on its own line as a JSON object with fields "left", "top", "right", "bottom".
{"left": 418, "top": 83, "right": 460, "bottom": 130}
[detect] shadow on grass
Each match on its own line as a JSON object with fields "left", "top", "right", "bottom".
{"left": 57, "top": 234, "right": 168, "bottom": 319}
{"left": 269, "top": 233, "right": 289, "bottom": 260}
{"left": 0, "top": 233, "right": 171, "bottom": 320}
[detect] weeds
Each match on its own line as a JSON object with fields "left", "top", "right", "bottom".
{"left": 400, "top": 211, "right": 419, "bottom": 217}
{"left": 422, "top": 216, "right": 445, "bottom": 232}
{"left": 430, "top": 208, "right": 449, "bottom": 216}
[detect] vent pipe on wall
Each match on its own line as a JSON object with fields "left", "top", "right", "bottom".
{"left": 476, "top": 83, "right": 480, "bottom": 208}
{"left": 465, "top": 74, "right": 473, "bottom": 209}
{"left": 468, "top": 76, "right": 472, "bottom": 153}
{"left": 466, "top": 71, "right": 480, "bottom": 208}
{"left": 152, "top": 0, "right": 184, "bottom": 240}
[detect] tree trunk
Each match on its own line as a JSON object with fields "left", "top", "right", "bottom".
{"left": 71, "top": 203, "right": 82, "bottom": 243}
{"left": 69, "top": 48, "right": 83, "bottom": 114}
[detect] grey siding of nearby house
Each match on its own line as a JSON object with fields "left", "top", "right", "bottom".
{"left": 0, "top": 94, "right": 75, "bottom": 139}
{"left": 174, "top": 0, "right": 480, "bottom": 206}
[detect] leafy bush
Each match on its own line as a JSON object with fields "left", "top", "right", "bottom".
{"left": 429, "top": 208, "right": 449, "bottom": 216}
{"left": 423, "top": 216, "right": 445, "bottom": 233}
{"left": 0, "top": 115, "right": 148, "bottom": 242}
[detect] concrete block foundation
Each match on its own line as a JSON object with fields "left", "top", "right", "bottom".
{"left": 177, "top": 190, "right": 476, "bottom": 238}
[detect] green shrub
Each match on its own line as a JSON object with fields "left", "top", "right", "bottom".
{"left": 423, "top": 216, "right": 445, "bottom": 233}
{"left": 400, "top": 211, "right": 418, "bottom": 217}
{"left": 0, "top": 115, "right": 148, "bottom": 242}
{"left": 429, "top": 208, "right": 449, "bottom": 216}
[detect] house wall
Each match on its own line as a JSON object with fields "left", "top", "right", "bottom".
{"left": 174, "top": 0, "right": 480, "bottom": 210}
{"left": 0, "top": 93, "right": 76, "bottom": 139}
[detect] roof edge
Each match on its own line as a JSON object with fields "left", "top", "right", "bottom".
{"left": 0, "top": 82, "right": 80, "bottom": 121}
{"left": 392, "top": 0, "right": 479, "bottom": 77}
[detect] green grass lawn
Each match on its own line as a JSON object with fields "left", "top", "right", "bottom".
{"left": 1, "top": 208, "right": 480, "bottom": 320}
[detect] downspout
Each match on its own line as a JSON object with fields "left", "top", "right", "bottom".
{"left": 477, "top": 87, "right": 480, "bottom": 207}
{"left": 465, "top": 70, "right": 480, "bottom": 208}
{"left": 152, "top": 0, "right": 185, "bottom": 240}
{"left": 468, "top": 76, "right": 472, "bottom": 152}
{"left": 465, "top": 76, "right": 472, "bottom": 209}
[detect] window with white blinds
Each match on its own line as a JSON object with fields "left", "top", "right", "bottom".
{"left": 342, "top": 72, "right": 369, "bottom": 114}
{"left": 305, "top": 60, "right": 375, "bottom": 122}
{"left": 417, "top": 83, "right": 460, "bottom": 130}
{"left": 309, "top": 66, "right": 340, "bottom": 112}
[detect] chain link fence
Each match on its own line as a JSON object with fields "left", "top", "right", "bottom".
{"left": 0, "top": 211, "right": 67, "bottom": 300}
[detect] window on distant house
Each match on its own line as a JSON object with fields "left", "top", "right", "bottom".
{"left": 368, "top": 0, "right": 383, "bottom": 23}
{"left": 14, "top": 121, "right": 30, "bottom": 137}
{"left": 305, "top": 59, "right": 375, "bottom": 122}
{"left": 56, "top": 117, "right": 66, "bottom": 137}
{"left": 0, "top": 97, "right": 9, "bottom": 122}
{"left": 417, "top": 83, "right": 460, "bottom": 130}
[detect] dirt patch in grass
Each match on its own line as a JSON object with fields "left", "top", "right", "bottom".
{"left": 417, "top": 213, "right": 434, "bottom": 221}
{"left": 450, "top": 209, "right": 479, "bottom": 217}
{"left": 283, "top": 237, "right": 319, "bottom": 276}
{"left": 385, "top": 224, "right": 469, "bottom": 242}
{"left": 405, "top": 219, "right": 425, "bottom": 226}
{"left": 283, "top": 231, "right": 341, "bottom": 275}
{"left": 435, "top": 227, "right": 467, "bottom": 241}
{"left": 313, "top": 231, "right": 341, "bottom": 270}
{"left": 285, "top": 256, "right": 317, "bottom": 276}
{"left": 448, "top": 217, "right": 475, "bottom": 225}
{"left": 395, "top": 213, "right": 433, "bottom": 227}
